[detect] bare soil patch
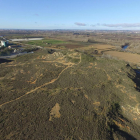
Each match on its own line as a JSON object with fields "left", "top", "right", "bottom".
{"left": 80, "top": 44, "right": 115, "bottom": 51}
{"left": 104, "top": 51, "right": 140, "bottom": 64}
{"left": 90, "top": 44, "right": 116, "bottom": 50}
{"left": 49, "top": 103, "right": 61, "bottom": 121}
{"left": 64, "top": 44, "right": 84, "bottom": 49}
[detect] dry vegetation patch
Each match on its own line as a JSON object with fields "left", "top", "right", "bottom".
{"left": 104, "top": 51, "right": 140, "bottom": 64}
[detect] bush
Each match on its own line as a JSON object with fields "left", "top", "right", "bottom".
{"left": 21, "top": 47, "right": 39, "bottom": 53}
{"left": 87, "top": 39, "right": 102, "bottom": 44}
{"left": 0, "top": 46, "right": 5, "bottom": 50}
{"left": 0, "top": 48, "right": 13, "bottom": 56}
{"left": 110, "top": 103, "right": 121, "bottom": 115}
{"left": 81, "top": 54, "right": 96, "bottom": 62}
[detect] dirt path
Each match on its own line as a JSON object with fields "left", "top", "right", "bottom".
{"left": 0, "top": 55, "right": 81, "bottom": 108}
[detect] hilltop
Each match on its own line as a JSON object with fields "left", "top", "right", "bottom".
{"left": 0, "top": 48, "right": 140, "bottom": 139}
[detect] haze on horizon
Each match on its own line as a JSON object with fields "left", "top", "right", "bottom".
{"left": 1, "top": 0, "right": 140, "bottom": 30}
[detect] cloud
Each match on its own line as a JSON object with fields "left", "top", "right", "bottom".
{"left": 102, "top": 23, "right": 140, "bottom": 28}
{"left": 75, "top": 22, "right": 87, "bottom": 26}
{"left": 35, "top": 14, "right": 39, "bottom": 16}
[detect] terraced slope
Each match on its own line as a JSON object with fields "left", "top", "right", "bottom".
{"left": 0, "top": 49, "right": 140, "bottom": 140}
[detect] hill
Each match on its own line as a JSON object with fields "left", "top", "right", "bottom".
{"left": 0, "top": 49, "right": 140, "bottom": 140}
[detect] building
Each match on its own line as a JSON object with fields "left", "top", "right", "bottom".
{"left": 1, "top": 41, "right": 8, "bottom": 47}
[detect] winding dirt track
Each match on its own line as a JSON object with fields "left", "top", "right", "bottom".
{"left": 0, "top": 55, "right": 81, "bottom": 108}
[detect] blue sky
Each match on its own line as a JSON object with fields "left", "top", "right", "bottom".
{"left": 0, "top": 0, "right": 140, "bottom": 30}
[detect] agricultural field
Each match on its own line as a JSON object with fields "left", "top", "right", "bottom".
{"left": 20, "top": 39, "right": 68, "bottom": 47}
{"left": 1, "top": 30, "right": 140, "bottom": 139}
{"left": 18, "top": 38, "right": 98, "bottom": 50}
{"left": 104, "top": 51, "right": 140, "bottom": 64}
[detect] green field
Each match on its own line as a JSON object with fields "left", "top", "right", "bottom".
{"left": 22, "top": 39, "right": 68, "bottom": 47}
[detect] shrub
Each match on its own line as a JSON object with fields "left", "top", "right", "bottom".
{"left": 0, "top": 48, "right": 13, "bottom": 56}
{"left": 81, "top": 54, "right": 96, "bottom": 62}
{"left": 21, "top": 47, "right": 39, "bottom": 53}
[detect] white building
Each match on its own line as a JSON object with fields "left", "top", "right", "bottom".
{"left": 1, "top": 41, "right": 7, "bottom": 47}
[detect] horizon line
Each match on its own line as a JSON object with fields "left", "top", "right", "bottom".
{"left": 1, "top": 28, "right": 140, "bottom": 31}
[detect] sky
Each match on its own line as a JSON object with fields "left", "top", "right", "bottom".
{"left": 1, "top": 0, "right": 140, "bottom": 30}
